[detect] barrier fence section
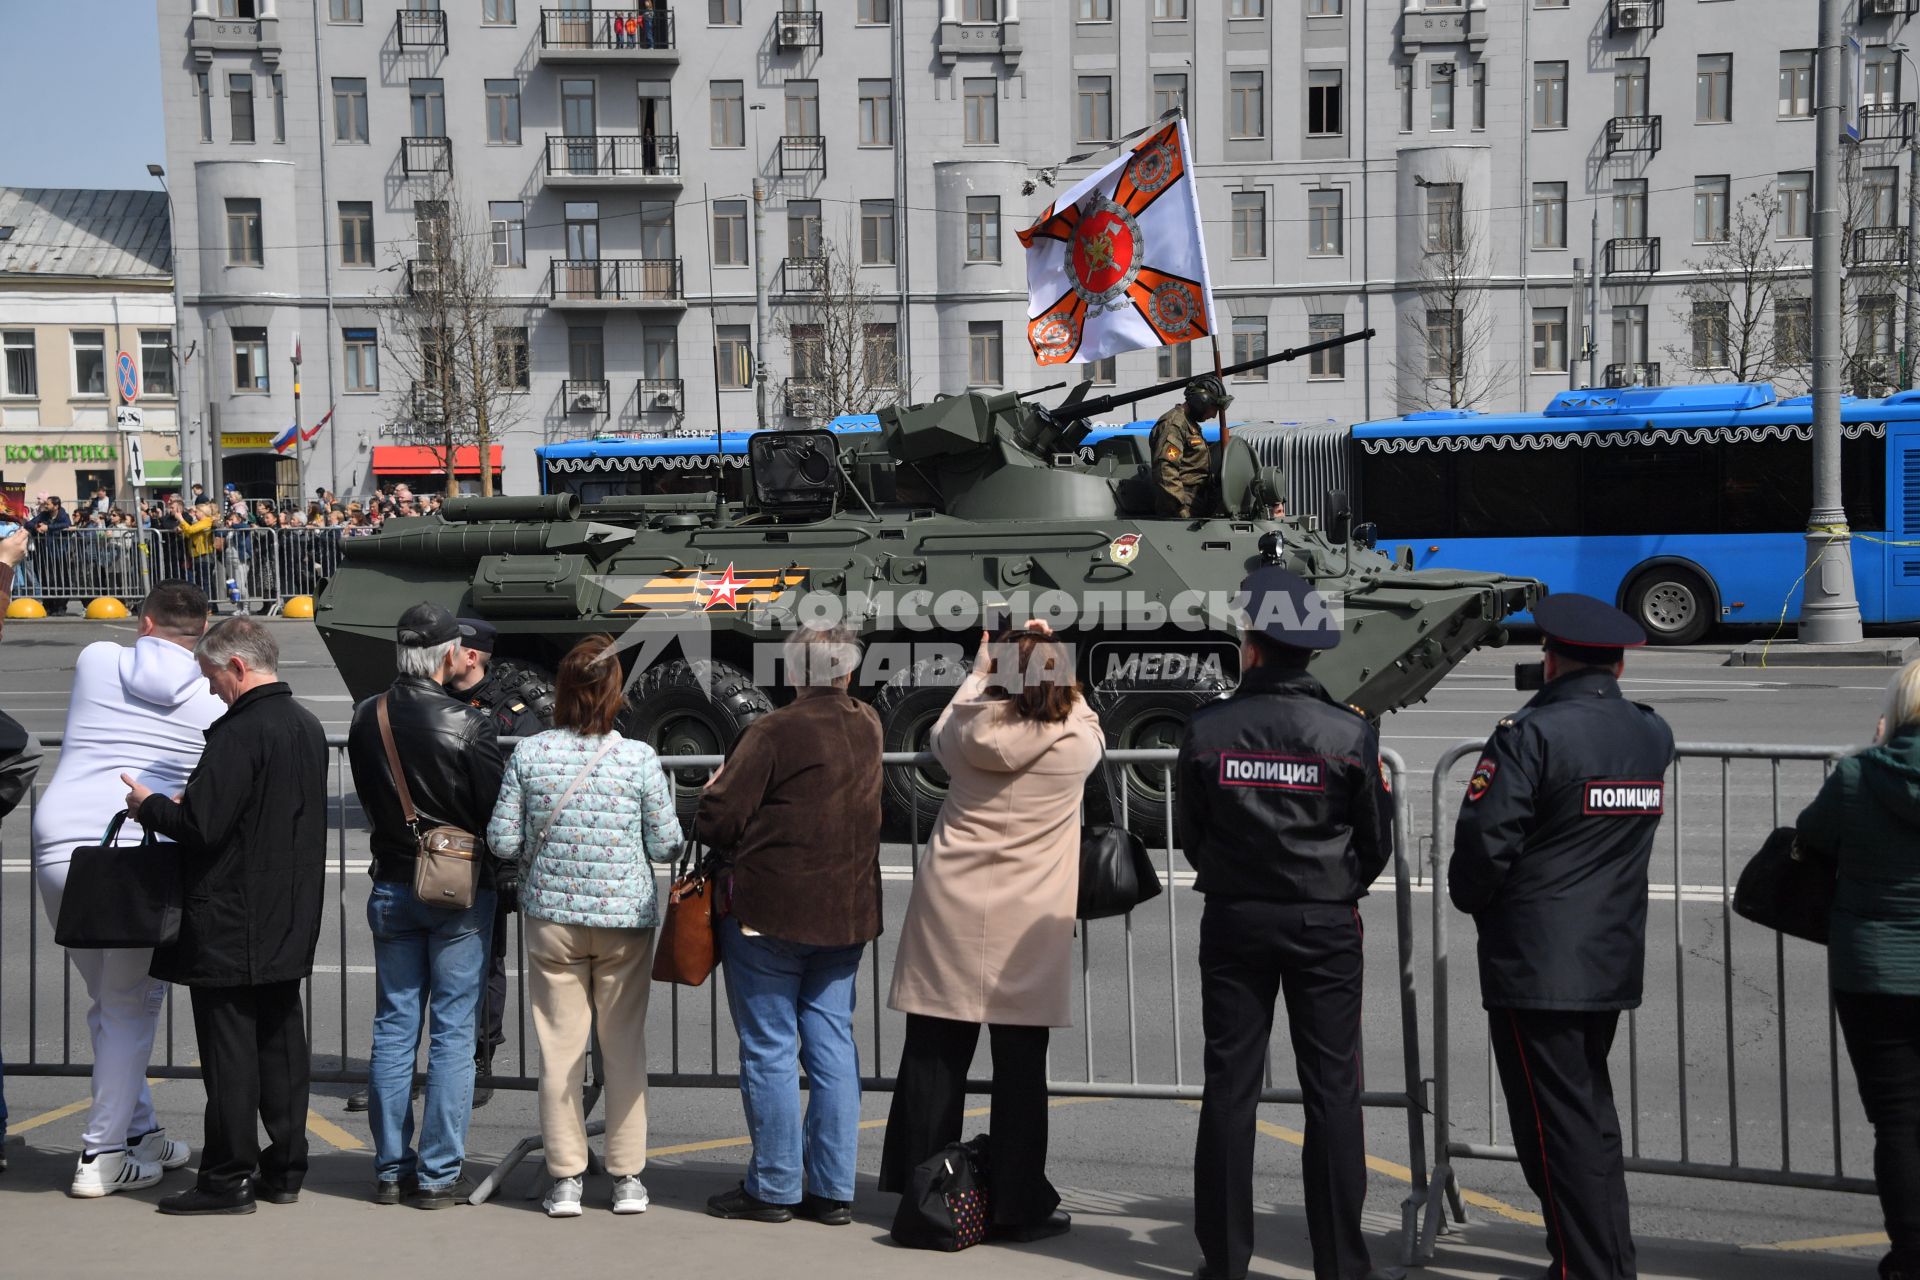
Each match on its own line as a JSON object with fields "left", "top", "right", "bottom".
{"left": 1417, "top": 739, "right": 1870, "bottom": 1263}
{"left": 0, "top": 738, "right": 1432, "bottom": 1263}
{"left": 14, "top": 528, "right": 350, "bottom": 613}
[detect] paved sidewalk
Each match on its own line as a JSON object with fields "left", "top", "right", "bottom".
{"left": 0, "top": 1140, "right": 1875, "bottom": 1280}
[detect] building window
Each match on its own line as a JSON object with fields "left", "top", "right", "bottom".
{"left": 785, "top": 81, "right": 820, "bottom": 137}
{"left": 1079, "top": 0, "right": 1112, "bottom": 18}
{"left": 1153, "top": 0, "right": 1188, "bottom": 17}
{"left": 1425, "top": 310, "right": 1462, "bottom": 379}
{"left": 642, "top": 325, "right": 678, "bottom": 383}
{"left": 713, "top": 200, "right": 747, "bottom": 265}
{"left": 226, "top": 198, "right": 263, "bottom": 266}
{"left": 1308, "top": 314, "right": 1344, "bottom": 379}
{"left": 1158, "top": 342, "right": 1192, "bottom": 379}
{"left": 709, "top": 0, "right": 741, "bottom": 23}
{"left": 490, "top": 201, "right": 525, "bottom": 267}
{"left": 1230, "top": 71, "right": 1266, "bottom": 140}
{"left": 266, "top": 74, "right": 286, "bottom": 145}
{"left": 1471, "top": 62, "right": 1487, "bottom": 130}
{"left": 964, "top": 77, "right": 999, "bottom": 144}
{"left": 496, "top": 327, "right": 530, "bottom": 389}
{"left": 858, "top": 0, "right": 891, "bottom": 22}
{"left": 1779, "top": 50, "right": 1813, "bottom": 119}
{"left": 962, "top": 0, "right": 998, "bottom": 19}
{"left": 329, "top": 0, "right": 362, "bottom": 19}
{"left": 1308, "top": 189, "right": 1343, "bottom": 256}
{"left": 1153, "top": 74, "right": 1188, "bottom": 119}
{"left": 1776, "top": 172, "right": 1811, "bottom": 239}
{"left": 865, "top": 323, "right": 899, "bottom": 386}
{"left": 569, "top": 326, "right": 606, "bottom": 384}
{"left": 1425, "top": 183, "right": 1462, "bottom": 253}
{"left": 861, "top": 199, "right": 896, "bottom": 265}
{"left": 710, "top": 81, "right": 744, "bottom": 147}
{"left": 339, "top": 201, "right": 373, "bottom": 266}
{"left": 232, "top": 327, "right": 268, "bottom": 392}
{"left": 1, "top": 332, "right": 33, "bottom": 398}
{"left": 1430, "top": 62, "right": 1456, "bottom": 132}
{"left": 1612, "top": 178, "right": 1648, "bottom": 238}
{"left": 196, "top": 71, "right": 213, "bottom": 143}
{"left": 1866, "top": 50, "right": 1901, "bottom": 108}
{"left": 1304, "top": 0, "right": 1336, "bottom": 13}
{"left": 485, "top": 80, "right": 521, "bottom": 144}
{"left": 859, "top": 80, "right": 893, "bottom": 147}
{"left": 409, "top": 79, "right": 446, "bottom": 137}
{"left": 1532, "top": 61, "right": 1567, "bottom": 129}
{"left": 1697, "top": 54, "right": 1732, "bottom": 123}
{"left": 1231, "top": 191, "right": 1267, "bottom": 258}
{"left": 1088, "top": 356, "right": 1117, "bottom": 385}
{"left": 1694, "top": 176, "right": 1730, "bottom": 243}
{"left": 787, "top": 200, "right": 823, "bottom": 260}
{"left": 1078, "top": 76, "right": 1113, "bottom": 143}
{"left": 1307, "top": 69, "right": 1343, "bottom": 137}
{"left": 1776, "top": 297, "right": 1811, "bottom": 364}
{"left": 791, "top": 325, "right": 826, "bottom": 387}
{"left": 1532, "top": 182, "right": 1566, "bottom": 249}
{"left": 483, "top": 0, "right": 515, "bottom": 23}
{"left": 717, "top": 325, "right": 752, "bottom": 389}
{"left": 343, "top": 329, "right": 379, "bottom": 392}
{"left": 228, "top": 73, "right": 255, "bottom": 144}
{"left": 1614, "top": 58, "right": 1649, "bottom": 116}
{"left": 1232, "top": 316, "right": 1268, "bottom": 377}
{"left": 1692, "top": 301, "right": 1730, "bottom": 368}
{"left": 1396, "top": 64, "right": 1413, "bottom": 132}
{"left": 332, "top": 78, "right": 368, "bottom": 143}
{"left": 140, "top": 331, "right": 173, "bottom": 397}
{"left": 968, "top": 321, "right": 1003, "bottom": 386}
{"left": 1866, "top": 168, "right": 1900, "bottom": 228}
{"left": 1864, "top": 296, "right": 1898, "bottom": 364}
{"left": 218, "top": 0, "right": 258, "bottom": 17}
{"left": 1531, "top": 308, "right": 1568, "bottom": 372}
{"left": 966, "top": 196, "right": 1001, "bottom": 262}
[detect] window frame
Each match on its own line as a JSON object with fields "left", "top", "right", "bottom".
{"left": 1692, "top": 300, "right": 1731, "bottom": 369}
{"left": 1693, "top": 175, "right": 1731, "bottom": 244}
{"left": 1425, "top": 183, "right": 1463, "bottom": 254}
{"left": 1430, "top": 61, "right": 1456, "bottom": 132}
{"left": 716, "top": 325, "right": 753, "bottom": 389}
{"left": 1532, "top": 61, "right": 1568, "bottom": 130}
{"left": 712, "top": 200, "right": 748, "bottom": 266}
{"left": 1229, "top": 71, "right": 1266, "bottom": 141}
{"left": 229, "top": 72, "right": 256, "bottom": 144}
{"left": 338, "top": 200, "right": 374, "bottom": 267}
{"left": 710, "top": 80, "right": 745, "bottom": 148}
{"left": 1232, "top": 316, "right": 1269, "bottom": 378}
{"left": 965, "top": 196, "right": 1002, "bottom": 263}
{"left": 0, "top": 331, "right": 35, "bottom": 399}
{"left": 1077, "top": 75, "right": 1114, "bottom": 144}
{"left": 857, "top": 0, "right": 891, "bottom": 23}
{"left": 231, "top": 327, "right": 269, "bottom": 394}
{"left": 1776, "top": 172, "right": 1812, "bottom": 240}
{"left": 332, "top": 77, "right": 369, "bottom": 144}
{"left": 489, "top": 201, "right": 526, "bottom": 268}
{"left": 1306, "top": 69, "right": 1343, "bottom": 138}
{"left": 482, "top": 0, "right": 516, "bottom": 24}
{"left": 139, "top": 330, "right": 174, "bottom": 397}
{"left": 343, "top": 328, "right": 380, "bottom": 393}
{"left": 485, "top": 79, "right": 522, "bottom": 145}
{"left": 1308, "top": 314, "right": 1344, "bottom": 379}
{"left": 967, "top": 320, "right": 1004, "bottom": 387}
{"left": 709, "top": 0, "right": 742, "bottom": 25}
{"left": 329, "top": 0, "right": 363, "bottom": 20}
{"left": 1778, "top": 50, "right": 1814, "bottom": 120}
{"left": 964, "top": 77, "right": 1000, "bottom": 145}
{"left": 225, "top": 198, "right": 264, "bottom": 266}
{"left": 858, "top": 79, "right": 894, "bottom": 148}
{"left": 496, "top": 326, "right": 531, "bottom": 390}
{"left": 1696, "top": 54, "right": 1733, "bottom": 124}
{"left": 1230, "top": 190, "right": 1267, "bottom": 259}
{"left": 1531, "top": 307, "right": 1569, "bottom": 373}
{"left": 1532, "top": 181, "right": 1567, "bottom": 250}
{"left": 1308, "top": 188, "right": 1344, "bottom": 257}
{"left": 861, "top": 199, "right": 897, "bottom": 266}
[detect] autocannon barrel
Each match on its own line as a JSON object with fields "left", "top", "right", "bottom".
{"left": 441, "top": 493, "right": 581, "bottom": 523}
{"left": 1064, "top": 328, "right": 1376, "bottom": 422}
{"left": 341, "top": 526, "right": 570, "bottom": 564}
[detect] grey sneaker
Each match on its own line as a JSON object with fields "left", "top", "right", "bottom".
{"left": 544, "top": 1175, "right": 584, "bottom": 1218}
{"left": 611, "top": 1175, "right": 649, "bottom": 1215}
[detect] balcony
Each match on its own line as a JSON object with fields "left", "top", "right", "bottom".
{"left": 1861, "top": 103, "right": 1916, "bottom": 145}
{"left": 1604, "top": 362, "right": 1661, "bottom": 388}
{"left": 638, "top": 377, "right": 685, "bottom": 413}
{"left": 538, "top": 7, "right": 677, "bottom": 60}
{"left": 1604, "top": 236, "right": 1660, "bottom": 277}
{"left": 780, "top": 135, "right": 827, "bottom": 177}
{"left": 410, "top": 381, "right": 449, "bottom": 425}
{"left": 1607, "top": 0, "right": 1663, "bottom": 36}
{"left": 548, "top": 258, "right": 686, "bottom": 309}
{"left": 1603, "top": 114, "right": 1661, "bottom": 157}
{"left": 781, "top": 256, "right": 827, "bottom": 294}
{"left": 562, "top": 379, "right": 611, "bottom": 415}
{"left": 775, "top": 10, "right": 823, "bottom": 51}
{"left": 405, "top": 258, "right": 445, "bottom": 297}
{"left": 784, "top": 378, "right": 827, "bottom": 419}
{"left": 1865, "top": 0, "right": 1920, "bottom": 17}
{"left": 543, "top": 134, "right": 682, "bottom": 188}
{"left": 402, "top": 136, "right": 451, "bottom": 175}
{"left": 1852, "top": 226, "right": 1910, "bottom": 267}
{"left": 395, "top": 7, "right": 448, "bottom": 50}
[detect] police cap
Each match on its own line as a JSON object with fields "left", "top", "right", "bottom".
{"left": 1534, "top": 592, "right": 1645, "bottom": 665}
{"left": 1237, "top": 565, "right": 1341, "bottom": 651}
{"left": 458, "top": 617, "right": 497, "bottom": 654}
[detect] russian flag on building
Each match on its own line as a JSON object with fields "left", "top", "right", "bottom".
{"left": 272, "top": 423, "right": 299, "bottom": 454}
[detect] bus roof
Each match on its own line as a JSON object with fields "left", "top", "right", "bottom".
{"left": 1355, "top": 383, "right": 1920, "bottom": 438}
{"left": 536, "top": 414, "right": 882, "bottom": 461}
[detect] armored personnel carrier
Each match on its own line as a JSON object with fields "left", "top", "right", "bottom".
{"left": 316, "top": 331, "right": 1540, "bottom": 835}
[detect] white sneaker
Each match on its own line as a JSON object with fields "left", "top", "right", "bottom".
{"left": 611, "top": 1175, "right": 649, "bottom": 1215}
{"left": 544, "top": 1175, "right": 584, "bottom": 1218}
{"left": 128, "top": 1129, "right": 191, "bottom": 1171}
{"left": 69, "top": 1149, "right": 163, "bottom": 1198}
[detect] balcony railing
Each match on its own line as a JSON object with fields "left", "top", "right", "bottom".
{"left": 774, "top": 9, "right": 823, "bottom": 50}
{"left": 1604, "top": 362, "right": 1661, "bottom": 388}
{"left": 1852, "top": 226, "right": 1910, "bottom": 266}
{"left": 538, "top": 6, "right": 677, "bottom": 53}
{"left": 563, "top": 379, "right": 611, "bottom": 414}
{"left": 783, "top": 378, "right": 827, "bottom": 418}
{"left": 781, "top": 256, "right": 827, "bottom": 294}
{"left": 1603, "top": 114, "right": 1661, "bottom": 156}
{"left": 638, "top": 377, "right": 685, "bottom": 412}
{"left": 405, "top": 258, "right": 445, "bottom": 296}
{"left": 780, "top": 135, "right": 826, "bottom": 177}
{"left": 1608, "top": 0, "right": 1663, "bottom": 35}
{"left": 395, "top": 7, "right": 448, "bottom": 49}
{"left": 402, "top": 136, "right": 451, "bottom": 175}
{"left": 1864, "top": 0, "right": 1920, "bottom": 17}
{"left": 544, "top": 133, "right": 682, "bottom": 180}
{"left": 410, "top": 381, "right": 449, "bottom": 425}
{"left": 1861, "top": 103, "right": 1916, "bottom": 145}
{"left": 548, "top": 258, "right": 685, "bottom": 305}
{"left": 1604, "top": 236, "right": 1660, "bottom": 276}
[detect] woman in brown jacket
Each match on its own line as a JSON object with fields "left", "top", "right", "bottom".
{"left": 878, "top": 622, "right": 1102, "bottom": 1241}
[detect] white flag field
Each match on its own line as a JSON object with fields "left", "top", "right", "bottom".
{"left": 1017, "top": 117, "right": 1218, "bottom": 368}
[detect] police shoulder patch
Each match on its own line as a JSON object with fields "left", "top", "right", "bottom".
{"left": 1218, "top": 752, "right": 1326, "bottom": 792}
{"left": 1465, "top": 755, "right": 1498, "bottom": 803}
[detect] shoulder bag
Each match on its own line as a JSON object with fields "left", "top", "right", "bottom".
{"left": 378, "top": 694, "right": 481, "bottom": 911}
{"left": 1078, "top": 747, "right": 1164, "bottom": 921}
{"left": 1732, "top": 825, "right": 1836, "bottom": 945}
{"left": 652, "top": 841, "right": 721, "bottom": 987}
{"left": 55, "top": 812, "right": 183, "bottom": 950}
{"left": 889, "top": 1134, "right": 993, "bottom": 1251}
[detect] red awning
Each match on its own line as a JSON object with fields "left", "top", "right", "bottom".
{"left": 370, "top": 445, "right": 504, "bottom": 475}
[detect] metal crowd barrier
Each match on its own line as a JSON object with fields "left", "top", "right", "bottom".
{"left": 1417, "top": 739, "right": 1870, "bottom": 1264}
{"left": 13, "top": 527, "right": 348, "bottom": 613}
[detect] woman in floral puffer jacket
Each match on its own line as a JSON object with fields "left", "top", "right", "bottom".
{"left": 487, "top": 634, "right": 682, "bottom": 1219}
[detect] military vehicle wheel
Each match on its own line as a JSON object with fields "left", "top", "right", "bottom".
{"left": 1090, "top": 676, "right": 1232, "bottom": 846}
{"left": 1626, "top": 565, "right": 1713, "bottom": 645}
{"left": 621, "top": 659, "right": 773, "bottom": 823}
{"left": 871, "top": 655, "right": 969, "bottom": 837}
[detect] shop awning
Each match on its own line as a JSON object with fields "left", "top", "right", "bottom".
{"left": 370, "top": 445, "right": 504, "bottom": 476}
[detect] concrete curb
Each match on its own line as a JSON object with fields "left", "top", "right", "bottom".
{"left": 1725, "top": 637, "right": 1918, "bottom": 667}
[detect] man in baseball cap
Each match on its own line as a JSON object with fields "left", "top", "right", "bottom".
{"left": 394, "top": 602, "right": 475, "bottom": 649}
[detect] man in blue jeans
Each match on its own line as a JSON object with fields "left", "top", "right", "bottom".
{"left": 347, "top": 604, "right": 504, "bottom": 1209}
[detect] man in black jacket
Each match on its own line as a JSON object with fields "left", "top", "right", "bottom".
{"left": 1450, "top": 595, "right": 1674, "bottom": 1280}
{"left": 346, "top": 603, "right": 504, "bottom": 1209}
{"left": 124, "top": 617, "right": 329, "bottom": 1215}
{"left": 1178, "top": 567, "right": 1397, "bottom": 1280}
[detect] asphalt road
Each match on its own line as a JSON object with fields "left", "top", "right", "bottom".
{"left": 0, "top": 621, "right": 1899, "bottom": 1274}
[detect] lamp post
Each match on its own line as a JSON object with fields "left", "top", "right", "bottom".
{"left": 1890, "top": 43, "right": 1918, "bottom": 389}
{"left": 146, "top": 163, "right": 191, "bottom": 497}
{"left": 749, "top": 101, "right": 770, "bottom": 430}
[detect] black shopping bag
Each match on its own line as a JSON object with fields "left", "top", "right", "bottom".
{"left": 54, "top": 813, "right": 183, "bottom": 950}
{"left": 889, "top": 1134, "right": 992, "bottom": 1251}
{"left": 1732, "top": 825, "right": 1835, "bottom": 946}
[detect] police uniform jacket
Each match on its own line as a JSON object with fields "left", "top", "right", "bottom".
{"left": 1450, "top": 667, "right": 1675, "bottom": 1012}
{"left": 462, "top": 667, "right": 550, "bottom": 742}
{"left": 1176, "top": 666, "right": 1392, "bottom": 903}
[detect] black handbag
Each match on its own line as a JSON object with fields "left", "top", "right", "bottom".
{"left": 1078, "top": 750, "right": 1164, "bottom": 921}
{"left": 54, "top": 812, "right": 184, "bottom": 950}
{"left": 889, "top": 1134, "right": 993, "bottom": 1251}
{"left": 1732, "top": 825, "right": 1835, "bottom": 946}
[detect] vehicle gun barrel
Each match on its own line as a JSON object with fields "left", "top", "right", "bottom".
{"left": 1063, "top": 328, "right": 1375, "bottom": 422}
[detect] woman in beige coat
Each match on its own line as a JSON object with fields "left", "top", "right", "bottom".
{"left": 878, "top": 622, "right": 1102, "bottom": 1242}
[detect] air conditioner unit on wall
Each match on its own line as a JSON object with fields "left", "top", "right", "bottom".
{"left": 1869, "top": 0, "right": 1902, "bottom": 15}
{"left": 570, "top": 391, "right": 604, "bottom": 413}
{"left": 1615, "top": 3, "right": 1648, "bottom": 29}
{"left": 778, "top": 21, "right": 805, "bottom": 46}
{"left": 651, "top": 391, "right": 680, "bottom": 409}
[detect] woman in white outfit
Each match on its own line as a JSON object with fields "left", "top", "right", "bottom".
{"left": 31, "top": 581, "right": 224, "bottom": 1197}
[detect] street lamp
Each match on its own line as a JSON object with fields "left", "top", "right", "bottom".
{"left": 749, "top": 102, "right": 770, "bottom": 430}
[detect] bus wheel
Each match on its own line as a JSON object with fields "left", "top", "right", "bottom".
{"left": 1627, "top": 566, "right": 1712, "bottom": 645}
{"left": 620, "top": 659, "right": 773, "bottom": 825}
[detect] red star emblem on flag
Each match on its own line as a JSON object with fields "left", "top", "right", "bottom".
{"left": 701, "top": 563, "right": 745, "bottom": 610}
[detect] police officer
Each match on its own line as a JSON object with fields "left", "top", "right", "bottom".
{"left": 1450, "top": 594, "right": 1675, "bottom": 1280}
{"left": 1179, "top": 566, "right": 1399, "bottom": 1280}
{"left": 1150, "top": 374, "right": 1228, "bottom": 518}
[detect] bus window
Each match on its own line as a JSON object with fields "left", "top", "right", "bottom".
{"left": 1359, "top": 450, "right": 1451, "bottom": 537}
{"left": 1583, "top": 443, "right": 1717, "bottom": 536}
{"left": 1720, "top": 438, "right": 1807, "bottom": 533}
{"left": 1456, "top": 446, "right": 1580, "bottom": 537}
{"left": 1843, "top": 432, "right": 1888, "bottom": 530}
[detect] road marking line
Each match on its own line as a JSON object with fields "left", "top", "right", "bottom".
{"left": 305, "top": 1108, "right": 365, "bottom": 1151}
{"left": 1247, "top": 1114, "right": 1545, "bottom": 1228}
{"left": 1758, "top": 1231, "right": 1890, "bottom": 1252}
{"left": 644, "top": 1098, "right": 1104, "bottom": 1159}
{"left": 10, "top": 1077, "right": 171, "bottom": 1136}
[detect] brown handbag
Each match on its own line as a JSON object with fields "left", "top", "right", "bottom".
{"left": 377, "top": 694, "right": 481, "bottom": 911}
{"left": 651, "top": 842, "right": 720, "bottom": 986}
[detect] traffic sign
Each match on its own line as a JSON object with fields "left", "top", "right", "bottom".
{"left": 125, "top": 435, "right": 147, "bottom": 487}
{"left": 116, "top": 406, "right": 144, "bottom": 432}
{"left": 116, "top": 352, "right": 138, "bottom": 404}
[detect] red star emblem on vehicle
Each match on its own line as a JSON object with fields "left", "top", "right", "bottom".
{"left": 701, "top": 563, "right": 745, "bottom": 610}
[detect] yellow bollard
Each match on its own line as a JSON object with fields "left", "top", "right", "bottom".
{"left": 5, "top": 598, "right": 46, "bottom": 620}
{"left": 85, "top": 597, "right": 131, "bottom": 620}
{"left": 282, "top": 595, "right": 315, "bottom": 619}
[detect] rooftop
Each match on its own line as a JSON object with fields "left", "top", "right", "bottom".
{"left": 0, "top": 187, "right": 171, "bottom": 281}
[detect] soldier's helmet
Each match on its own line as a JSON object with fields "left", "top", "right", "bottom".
{"left": 1183, "top": 373, "right": 1228, "bottom": 411}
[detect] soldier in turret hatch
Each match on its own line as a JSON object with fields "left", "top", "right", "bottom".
{"left": 1149, "top": 373, "right": 1228, "bottom": 518}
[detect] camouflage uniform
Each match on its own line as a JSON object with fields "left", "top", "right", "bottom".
{"left": 1150, "top": 403, "right": 1213, "bottom": 518}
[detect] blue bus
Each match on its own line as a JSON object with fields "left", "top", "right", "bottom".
{"left": 535, "top": 416, "right": 883, "bottom": 503}
{"left": 1245, "top": 383, "right": 1920, "bottom": 643}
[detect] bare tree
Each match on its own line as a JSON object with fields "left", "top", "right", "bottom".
{"left": 377, "top": 180, "right": 526, "bottom": 497}
{"left": 772, "top": 239, "right": 910, "bottom": 423}
{"left": 1838, "top": 144, "right": 1907, "bottom": 396}
{"left": 1396, "top": 173, "right": 1509, "bottom": 411}
{"left": 1662, "top": 187, "right": 1810, "bottom": 392}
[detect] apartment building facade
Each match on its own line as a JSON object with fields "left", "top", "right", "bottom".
{"left": 157, "top": 0, "right": 1909, "bottom": 497}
